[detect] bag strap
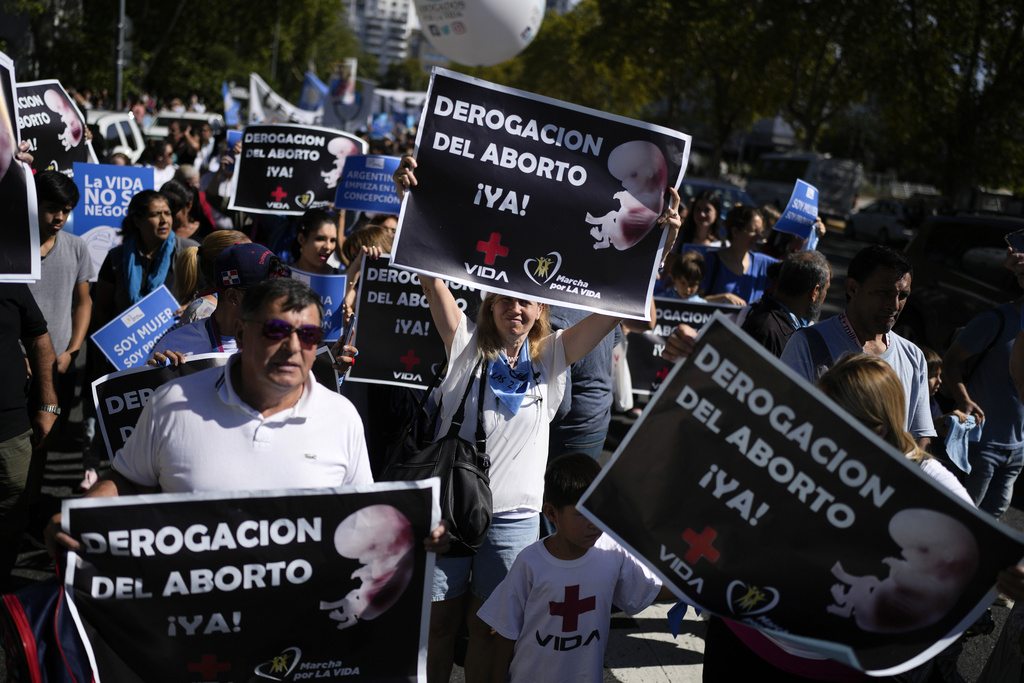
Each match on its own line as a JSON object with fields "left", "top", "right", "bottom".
{"left": 381, "top": 363, "right": 446, "bottom": 472}
{"left": 447, "top": 357, "right": 484, "bottom": 437}
{"left": 475, "top": 361, "right": 487, "bottom": 456}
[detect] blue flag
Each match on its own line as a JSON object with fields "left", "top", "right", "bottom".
{"left": 299, "top": 71, "right": 328, "bottom": 111}
{"left": 222, "top": 82, "right": 241, "bottom": 127}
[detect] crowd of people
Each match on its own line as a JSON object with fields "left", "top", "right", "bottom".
{"left": 1, "top": 113, "right": 1023, "bottom": 683}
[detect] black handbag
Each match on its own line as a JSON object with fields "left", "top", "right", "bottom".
{"left": 381, "top": 360, "right": 492, "bottom": 557}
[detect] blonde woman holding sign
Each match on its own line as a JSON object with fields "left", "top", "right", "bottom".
{"left": 394, "top": 157, "right": 682, "bottom": 682}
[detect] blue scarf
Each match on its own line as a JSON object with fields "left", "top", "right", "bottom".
{"left": 122, "top": 233, "right": 176, "bottom": 304}
{"left": 489, "top": 343, "right": 531, "bottom": 415}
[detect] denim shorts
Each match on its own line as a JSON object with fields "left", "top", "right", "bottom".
{"left": 431, "top": 514, "right": 539, "bottom": 602}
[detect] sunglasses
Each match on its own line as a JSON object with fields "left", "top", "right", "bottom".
{"left": 249, "top": 318, "right": 324, "bottom": 346}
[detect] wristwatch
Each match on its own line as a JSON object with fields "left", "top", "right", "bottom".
{"left": 39, "top": 405, "right": 61, "bottom": 416}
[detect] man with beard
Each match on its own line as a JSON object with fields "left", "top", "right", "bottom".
{"left": 741, "top": 250, "right": 831, "bottom": 357}
{"left": 781, "top": 245, "right": 935, "bottom": 448}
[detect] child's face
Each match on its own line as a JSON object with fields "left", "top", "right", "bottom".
{"left": 928, "top": 368, "right": 941, "bottom": 397}
{"left": 546, "top": 504, "right": 603, "bottom": 555}
{"left": 674, "top": 276, "right": 700, "bottom": 299}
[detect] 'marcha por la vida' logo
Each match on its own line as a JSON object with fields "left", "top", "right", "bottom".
{"left": 726, "top": 580, "right": 780, "bottom": 616}
{"left": 254, "top": 645, "right": 301, "bottom": 680}
{"left": 295, "top": 191, "right": 316, "bottom": 209}
{"left": 524, "top": 252, "right": 562, "bottom": 286}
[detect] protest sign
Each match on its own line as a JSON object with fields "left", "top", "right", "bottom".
{"left": 772, "top": 179, "right": 820, "bottom": 250}
{"left": 64, "top": 481, "right": 438, "bottom": 683}
{"left": 313, "top": 344, "right": 342, "bottom": 392}
{"left": 92, "top": 353, "right": 231, "bottom": 460}
{"left": 290, "top": 268, "right": 348, "bottom": 341}
{"left": 347, "top": 255, "right": 479, "bottom": 390}
{"left": 0, "top": 51, "right": 40, "bottom": 282}
{"left": 72, "top": 162, "right": 154, "bottom": 279}
{"left": 228, "top": 123, "right": 367, "bottom": 216}
{"left": 16, "top": 79, "right": 96, "bottom": 176}
{"left": 91, "top": 286, "right": 179, "bottom": 370}
{"left": 392, "top": 68, "right": 690, "bottom": 320}
{"left": 580, "top": 314, "right": 1024, "bottom": 674}
{"left": 334, "top": 154, "right": 402, "bottom": 213}
{"left": 626, "top": 298, "right": 741, "bottom": 395}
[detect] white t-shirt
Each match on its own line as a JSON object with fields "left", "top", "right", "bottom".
{"left": 920, "top": 457, "right": 974, "bottom": 505}
{"left": 114, "top": 356, "right": 372, "bottom": 492}
{"left": 780, "top": 316, "right": 936, "bottom": 439}
{"left": 478, "top": 534, "right": 662, "bottom": 683}
{"left": 149, "top": 317, "right": 237, "bottom": 360}
{"left": 434, "top": 315, "right": 567, "bottom": 514}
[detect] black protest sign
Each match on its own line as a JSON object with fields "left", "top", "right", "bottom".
{"left": 16, "top": 79, "right": 93, "bottom": 177}
{"left": 392, "top": 68, "right": 690, "bottom": 319}
{"left": 580, "top": 315, "right": 1024, "bottom": 675}
{"left": 0, "top": 51, "right": 40, "bottom": 282}
{"left": 65, "top": 482, "right": 436, "bottom": 683}
{"left": 626, "top": 298, "right": 740, "bottom": 395}
{"left": 312, "top": 345, "right": 341, "bottom": 393}
{"left": 92, "top": 354, "right": 231, "bottom": 460}
{"left": 347, "top": 255, "right": 479, "bottom": 390}
{"left": 228, "top": 124, "right": 367, "bottom": 215}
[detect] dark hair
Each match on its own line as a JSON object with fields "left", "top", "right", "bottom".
{"left": 544, "top": 453, "right": 602, "bottom": 509}
{"left": 776, "top": 250, "right": 831, "bottom": 297}
{"left": 240, "top": 277, "right": 323, "bottom": 325}
{"left": 759, "top": 203, "right": 782, "bottom": 230}
{"left": 680, "top": 189, "right": 723, "bottom": 244}
{"left": 290, "top": 209, "right": 336, "bottom": 257}
{"left": 35, "top": 170, "right": 80, "bottom": 208}
{"left": 723, "top": 204, "right": 762, "bottom": 242}
{"left": 919, "top": 345, "right": 942, "bottom": 375}
{"left": 847, "top": 245, "right": 913, "bottom": 285}
{"left": 671, "top": 250, "right": 706, "bottom": 283}
{"left": 159, "top": 179, "right": 194, "bottom": 215}
{"left": 120, "top": 190, "right": 169, "bottom": 239}
{"left": 368, "top": 213, "right": 398, "bottom": 227}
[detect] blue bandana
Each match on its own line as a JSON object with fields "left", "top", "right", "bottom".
{"left": 489, "top": 343, "right": 531, "bottom": 415}
{"left": 122, "top": 232, "right": 177, "bottom": 304}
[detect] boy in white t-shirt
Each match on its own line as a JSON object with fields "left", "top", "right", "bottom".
{"left": 478, "top": 453, "right": 673, "bottom": 683}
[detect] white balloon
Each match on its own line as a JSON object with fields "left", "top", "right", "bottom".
{"left": 414, "top": 0, "right": 546, "bottom": 67}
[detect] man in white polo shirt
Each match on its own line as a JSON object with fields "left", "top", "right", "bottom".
{"left": 48, "top": 278, "right": 446, "bottom": 551}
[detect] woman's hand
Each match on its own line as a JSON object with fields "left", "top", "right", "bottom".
{"left": 331, "top": 343, "right": 357, "bottom": 374}
{"left": 393, "top": 156, "right": 417, "bottom": 200}
{"left": 657, "top": 187, "right": 684, "bottom": 255}
{"left": 705, "top": 292, "right": 747, "bottom": 306}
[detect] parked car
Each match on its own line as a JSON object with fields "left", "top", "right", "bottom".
{"left": 145, "top": 111, "right": 225, "bottom": 142}
{"left": 894, "top": 213, "right": 1024, "bottom": 352}
{"left": 84, "top": 110, "right": 146, "bottom": 164}
{"left": 678, "top": 178, "right": 756, "bottom": 217}
{"left": 846, "top": 199, "right": 915, "bottom": 245}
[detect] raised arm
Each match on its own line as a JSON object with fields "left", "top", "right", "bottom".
{"left": 420, "top": 276, "right": 464, "bottom": 356}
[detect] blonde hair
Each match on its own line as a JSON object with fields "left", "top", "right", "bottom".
{"left": 475, "top": 293, "right": 550, "bottom": 363}
{"left": 174, "top": 230, "right": 251, "bottom": 301}
{"left": 816, "top": 354, "right": 930, "bottom": 464}
{"left": 342, "top": 225, "right": 393, "bottom": 263}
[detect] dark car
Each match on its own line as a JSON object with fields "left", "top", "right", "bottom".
{"left": 679, "top": 178, "right": 756, "bottom": 216}
{"left": 895, "top": 213, "right": 1024, "bottom": 352}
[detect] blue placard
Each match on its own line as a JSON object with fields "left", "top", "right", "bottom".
{"left": 772, "top": 178, "right": 820, "bottom": 250}
{"left": 71, "top": 162, "right": 155, "bottom": 235}
{"left": 290, "top": 269, "right": 348, "bottom": 341}
{"left": 90, "top": 286, "right": 180, "bottom": 370}
{"left": 333, "top": 155, "right": 402, "bottom": 213}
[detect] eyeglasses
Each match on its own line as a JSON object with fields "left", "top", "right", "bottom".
{"left": 248, "top": 318, "right": 325, "bottom": 346}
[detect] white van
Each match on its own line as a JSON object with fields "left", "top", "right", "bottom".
{"left": 745, "top": 152, "right": 864, "bottom": 220}
{"left": 84, "top": 110, "right": 146, "bottom": 164}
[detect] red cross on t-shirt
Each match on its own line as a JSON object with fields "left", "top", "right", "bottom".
{"left": 549, "top": 584, "right": 596, "bottom": 632}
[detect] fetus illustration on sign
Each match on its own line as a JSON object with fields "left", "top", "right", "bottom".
{"left": 44, "top": 88, "right": 84, "bottom": 151}
{"left": 321, "top": 136, "right": 361, "bottom": 189}
{"left": 587, "top": 140, "right": 667, "bottom": 250}
{"left": 319, "top": 504, "right": 415, "bottom": 630}
{"left": 827, "top": 508, "right": 978, "bottom": 633}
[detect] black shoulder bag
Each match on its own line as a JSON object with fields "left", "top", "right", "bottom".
{"left": 381, "top": 359, "right": 492, "bottom": 557}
